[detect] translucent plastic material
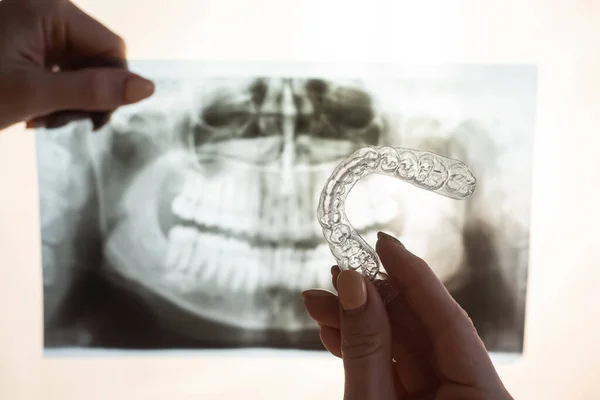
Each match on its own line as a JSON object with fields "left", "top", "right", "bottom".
{"left": 317, "top": 146, "right": 477, "bottom": 303}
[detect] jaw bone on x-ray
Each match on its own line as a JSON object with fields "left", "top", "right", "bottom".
{"left": 36, "top": 64, "right": 535, "bottom": 353}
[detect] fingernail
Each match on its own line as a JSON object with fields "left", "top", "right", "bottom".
{"left": 331, "top": 265, "right": 340, "bottom": 275}
{"left": 337, "top": 270, "right": 367, "bottom": 311}
{"left": 377, "top": 231, "right": 405, "bottom": 248}
{"left": 124, "top": 75, "right": 155, "bottom": 104}
{"left": 302, "top": 289, "right": 334, "bottom": 299}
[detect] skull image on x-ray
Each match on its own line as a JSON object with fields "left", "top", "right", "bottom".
{"left": 37, "top": 74, "right": 529, "bottom": 352}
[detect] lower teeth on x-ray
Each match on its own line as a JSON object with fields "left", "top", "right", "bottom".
{"left": 36, "top": 69, "right": 534, "bottom": 353}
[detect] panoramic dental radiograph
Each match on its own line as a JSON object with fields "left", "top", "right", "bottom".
{"left": 37, "top": 74, "right": 530, "bottom": 352}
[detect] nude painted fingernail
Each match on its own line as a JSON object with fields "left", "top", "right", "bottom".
{"left": 337, "top": 270, "right": 367, "bottom": 311}
{"left": 124, "top": 76, "right": 155, "bottom": 104}
{"left": 302, "top": 289, "right": 334, "bottom": 299}
{"left": 377, "top": 231, "right": 405, "bottom": 248}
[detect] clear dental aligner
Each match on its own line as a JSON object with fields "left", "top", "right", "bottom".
{"left": 317, "top": 146, "right": 477, "bottom": 302}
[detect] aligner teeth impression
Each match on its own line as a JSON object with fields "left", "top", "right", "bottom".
{"left": 317, "top": 146, "right": 477, "bottom": 299}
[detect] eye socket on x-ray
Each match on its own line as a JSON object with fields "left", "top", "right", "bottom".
{"left": 190, "top": 78, "right": 381, "bottom": 147}
{"left": 317, "top": 145, "right": 478, "bottom": 303}
{"left": 299, "top": 79, "right": 378, "bottom": 132}
{"left": 324, "top": 87, "right": 375, "bottom": 128}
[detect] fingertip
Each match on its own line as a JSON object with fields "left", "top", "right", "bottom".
{"left": 302, "top": 290, "right": 341, "bottom": 329}
{"left": 377, "top": 231, "right": 405, "bottom": 247}
{"left": 123, "top": 75, "right": 155, "bottom": 104}
{"left": 319, "top": 325, "right": 342, "bottom": 358}
{"left": 375, "top": 231, "right": 406, "bottom": 256}
{"left": 302, "top": 289, "right": 336, "bottom": 310}
{"left": 302, "top": 289, "right": 335, "bottom": 299}
{"left": 376, "top": 232, "right": 427, "bottom": 279}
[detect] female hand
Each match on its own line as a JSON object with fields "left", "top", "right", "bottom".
{"left": 0, "top": 0, "right": 154, "bottom": 131}
{"left": 303, "top": 232, "right": 514, "bottom": 400}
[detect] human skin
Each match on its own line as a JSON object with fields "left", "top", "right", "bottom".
{"left": 303, "top": 232, "right": 514, "bottom": 399}
{"left": 0, "top": 0, "right": 154, "bottom": 132}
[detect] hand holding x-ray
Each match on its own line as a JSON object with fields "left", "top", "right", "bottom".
{"left": 0, "top": 0, "right": 154, "bottom": 131}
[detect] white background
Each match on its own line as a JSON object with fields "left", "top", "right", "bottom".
{"left": 0, "top": 0, "right": 598, "bottom": 398}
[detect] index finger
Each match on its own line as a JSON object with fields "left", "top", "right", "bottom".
{"left": 376, "top": 232, "right": 467, "bottom": 336}
{"left": 376, "top": 233, "right": 503, "bottom": 388}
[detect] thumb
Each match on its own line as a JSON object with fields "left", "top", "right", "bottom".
{"left": 33, "top": 69, "right": 155, "bottom": 115}
{"left": 337, "top": 269, "right": 396, "bottom": 400}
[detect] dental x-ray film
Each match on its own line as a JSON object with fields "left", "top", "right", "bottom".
{"left": 35, "top": 62, "right": 536, "bottom": 354}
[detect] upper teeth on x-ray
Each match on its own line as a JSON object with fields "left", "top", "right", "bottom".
{"left": 36, "top": 69, "right": 534, "bottom": 352}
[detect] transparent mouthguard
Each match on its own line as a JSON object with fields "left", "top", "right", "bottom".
{"left": 316, "top": 146, "right": 477, "bottom": 304}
